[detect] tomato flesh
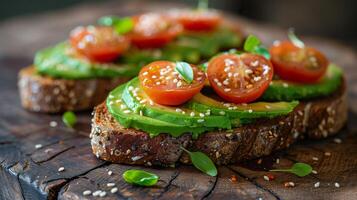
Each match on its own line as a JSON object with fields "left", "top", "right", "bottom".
{"left": 139, "top": 61, "right": 206, "bottom": 106}
{"left": 207, "top": 53, "right": 274, "bottom": 104}
{"left": 170, "top": 9, "right": 222, "bottom": 31}
{"left": 270, "top": 41, "right": 328, "bottom": 83}
{"left": 129, "top": 13, "right": 182, "bottom": 48}
{"left": 70, "top": 26, "right": 129, "bottom": 62}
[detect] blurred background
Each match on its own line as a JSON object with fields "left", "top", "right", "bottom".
{"left": 0, "top": 0, "right": 356, "bottom": 59}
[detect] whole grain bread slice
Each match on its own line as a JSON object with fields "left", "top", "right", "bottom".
{"left": 18, "top": 66, "right": 130, "bottom": 113}
{"left": 90, "top": 81, "right": 347, "bottom": 166}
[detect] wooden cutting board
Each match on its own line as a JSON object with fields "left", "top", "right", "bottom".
{"left": 0, "top": 1, "right": 356, "bottom": 199}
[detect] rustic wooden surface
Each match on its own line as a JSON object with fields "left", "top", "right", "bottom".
{"left": 0, "top": 1, "right": 357, "bottom": 199}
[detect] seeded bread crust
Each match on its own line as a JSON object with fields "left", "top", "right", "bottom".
{"left": 90, "top": 81, "right": 347, "bottom": 166}
{"left": 18, "top": 66, "right": 130, "bottom": 113}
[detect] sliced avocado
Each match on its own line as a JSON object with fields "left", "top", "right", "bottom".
{"left": 262, "top": 64, "right": 343, "bottom": 101}
{"left": 121, "top": 78, "right": 232, "bottom": 129}
{"left": 107, "top": 84, "right": 213, "bottom": 138}
{"left": 35, "top": 42, "right": 140, "bottom": 79}
{"left": 188, "top": 93, "right": 298, "bottom": 119}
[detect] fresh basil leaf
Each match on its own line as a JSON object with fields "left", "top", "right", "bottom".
{"left": 123, "top": 169, "right": 159, "bottom": 186}
{"left": 244, "top": 35, "right": 261, "bottom": 52}
{"left": 181, "top": 147, "right": 217, "bottom": 176}
{"left": 288, "top": 28, "right": 305, "bottom": 48}
{"left": 254, "top": 46, "right": 271, "bottom": 59}
{"left": 62, "top": 111, "right": 77, "bottom": 128}
{"left": 98, "top": 16, "right": 134, "bottom": 35}
{"left": 270, "top": 162, "right": 312, "bottom": 177}
{"left": 175, "top": 61, "right": 194, "bottom": 83}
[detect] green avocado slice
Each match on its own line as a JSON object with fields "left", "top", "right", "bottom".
{"left": 262, "top": 64, "right": 343, "bottom": 101}
{"left": 188, "top": 93, "right": 298, "bottom": 119}
{"left": 107, "top": 84, "right": 214, "bottom": 138}
{"left": 35, "top": 42, "right": 140, "bottom": 79}
{"left": 121, "top": 78, "right": 232, "bottom": 129}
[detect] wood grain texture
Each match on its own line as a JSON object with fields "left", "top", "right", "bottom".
{"left": 0, "top": 1, "right": 356, "bottom": 199}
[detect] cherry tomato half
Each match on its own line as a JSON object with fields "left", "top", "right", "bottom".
{"left": 129, "top": 13, "right": 182, "bottom": 49}
{"left": 139, "top": 61, "right": 206, "bottom": 106}
{"left": 270, "top": 41, "right": 328, "bottom": 83}
{"left": 207, "top": 53, "right": 274, "bottom": 104}
{"left": 70, "top": 26, "right": 129, "bottom": 62}
{"left": 169, "top": 9, "right": 222, "bottom": 31}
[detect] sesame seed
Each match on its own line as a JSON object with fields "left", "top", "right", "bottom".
{"left": 283, "top": 83, "right": 289, "bottom": 88}
{"left": 245, "top": 69, "right": 253, "bottom": 74}
{"left": 219, "top": 111, "right": 225, "bottom": 115}
{"left": 35, "top": 144, "right": 43, "bottom": 149}
{"left": 151, "top": 75, "right": 157, "bottom": 79}
{"left": 265, "top": 105, "right": 271, "bottom": 109}
{"left": 251, "top": 60, "right": 259, "bottom": 67}
{"left": 190, "top": 112, "right": 195, "bottom": 117}
{"left": 176, "top": 108, "right": 182, "bottom": 112}
{"left": 248, "top": 109, "right": 253, "bottom": 113}
{"left": 142, "top": 71, "right": 148, "bottom": 76}
{"left": 217, "top": 82, "right": 222, "bottom": 87}
{"left": 227, "top": 72, "right": 233, "bottom": 77}
{"left": 223, "top": 79, "right": 229, "bottom": 85}
{"left": 335, "top": 182, "right": 340, "bottom": 188}
{"left": 284, "top": 181, "right": 295, "bottom": 187}
{"left": 49, "top": 121, "right": 57, "bottom": 127}
{"left": 99, "top": 191, "right": 106, "bottom": 197}
{"left": 197, "top": 119, "right": 205, "bottom": 123}
{"left": 276, "top": 158, "right": 280, "bottom": 164}
{"left": 312, "top": 157, "right": 319, "bottom": 161}
{"left": 214, "top": 78, "right": 219, "bottom": 83}
{"left": 107, "top": 183, "right": 116, "bottom": 187}
{"left": 224, "top": 88, "right": 231, "bottom": 92}
{"left": 123, "top": 110, "right": 131, "bottom": 114}
{"left": 156, "top": 82, "right": 161, "bottom": 85}
{"left": 263, "top": 175, "right": 270, "bottom": 181}
{"left": 115, "top": 99, "right": 122, "bottom": 103}
{"left": 254, "top": 76, "right": 262, "bottom": 82}
{"left": 173, "top": 78, "right": 178, "bottom": 83}
{"left": 314, "top": 182, "right": 320, "bottom": 188}
{"left": 312, "top": 170, "right": 318, "bottom": 174}
{"left": 92, "top": 190, "right": 101, "bottom": 197}
{"left": 139, "top": 99, "right": 147, "bottom": 104}
{"left": 233, "top": 73, "right": 239, "bottom": 77}
{"left": 139, "top": 110, "right": 143, "bottom": 116}
{"left": 128, "top": 86, "right": 134, "bottom": 91}
{"left": 108, "top": 170, "right": 113, "bottom": 176}
{"left": 324, "top": 152, "right": 331, "bottom": 156}
{"left": 120, "top": 104, "right": 127, "bottom": 109}
{"left": 199, "top": 113, "right": 205, "bottom": 117}
{"left": 111, "top": 187, "right": 118, "bottom": 194}
{"left": 83, "top": 190, "right": 92, "bottom": 196}
{"left": 177, "top": 81, "right": 182, "bottom": 87}
{"left": 333, "top": 138, "right": 342, "bottom": 144}
{"left": 58, "top": 167, "right": 65, "bottom": 172}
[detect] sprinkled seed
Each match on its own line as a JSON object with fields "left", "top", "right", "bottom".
{"left": 142, "top": 71, "right": 148, "bottom": 76}
{"left": 254, "top": 76, "right": 262, "bottom": 82}
{"left": 324, "top": 152, "right": 331, "bottom": 156}
{"left": 263, "top": 175, "right": 270, "bottom": 181}
{"left": 92, "top": 190, "right": 101, "bottom": 197}
{"left": 139, "top": 99, "right": 147, "bottom": 104}
{"left": 120, "top": 104, "right": 127, "bottom": 109}
{"left": 217, "top": 82, "right": 223, "bottom": 87}
{"left": 35, "top": 144, "right": 43, "bottom": 149}
{"left": 99, "top": 191, "right": 107, "bottom": 197}
{"left": 83, "top": 190, "right": 92, "bottom": 196}
{"left": 190, "top": 112, "right": 195, "bottom": 117}
{"left": 276, "top": 158, "right": 280, "bottom": 164}
{"left": 49, "top": 121, "right": 57, "bottom": 127}
{"left": 265, "top": 105, "right": 271, "bottom": 109}
{"left": 312, "top": 157, "right": 319, "bottom": 161}
{"left": 219, "top": 111, "right": 225, "bottom": 115}
{"left": 128, "top": 86, "right": 134, "bottom": 91}
{"left": 214, "top": 78, "right": 219, "bottom": 83}
{"left": 314, "top": 182, "right": 320, "bottom": 188}
{"left": 312, "top": 170, "right": 318, "bottom": 174}
{"left": 284, "top": 182, "right": 295, "bottom": 187}
{"left": 173, "top": 78, "right": 178, "bottom": 83}
{"left": 334, "top": 182, "right": 340, "bottom": 188}
{"left": 248, "top": 109, "right": 253, "bottom": 113}
{"left": 177, "top": 81, "right": 182, "bottom": 87}
{"left": 333, "top": 138, "right": 342, "bottom": 144}
{"left": 245, "top": 69, "right": 253, "bottom": 74}
{"left": 197, "top": 119, "right": 205, "bottom": 123}
{"left": 224, "top": 88, "right": 231, "bottom": 92}
{"left": 111, "top": 187, "right": 118, "bottom": 194}
{"left": 151, "top": 75, "right": 157, "bottom": 79}
{"left": 283, "top": 83, "right": 289, "bottom": 88}
{"left": 199, "top": 113, "right": 205, "bottom": 117}
{"left": 176, "top": 108, "right": 183, "bottom": 112}
{"left": 123, "top": 110, "right": 131, "bottom": 114}
{"left": 108, "top": 170, "right": 113, "bottom": 176}
{"left": 107, "top": 183, "right": 116, "bottom": 187}
{"left": 58, "top": 167, "right": 65, "bottom": 172}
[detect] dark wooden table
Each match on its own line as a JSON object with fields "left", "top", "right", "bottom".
{"left": 0, "top": 1, "right": 356, "bottom": 199}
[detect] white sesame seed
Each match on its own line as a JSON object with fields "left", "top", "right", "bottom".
{"left": 58, "top": 167, "right": 65, "bottom": 172}
{"left": 224, "top": 88, "right": 231, "bottom": 92}
{"left": 312, "top": 170, "right": 318, "bottom": 174}
{"left": 92, "top": 190, "right": 101, "bottom": 197}
{"left": 217, "top": 82, "right": 222, "bottom": 87}
{"left": 263, "top": 175, "right": 270, "bottom": 181}
{"left": 314, "top": 182, "right": 320, "bottom": 188}
{"left": 83, "top": 190, "right": 92, "bottom": 196}
{"left": 312, "top": 157, "right": 319, "bottom": 161}
{"left": 276, "top": 158, "right": 280, "bottom": 164}
{"left": 233, "top": 72, "right": 239, "bottom": 77}
{"left": 139, "top": 110, "right": 143, "bottom": 116}
{"left": 265, "top": 105, "right": 271, "bottom": 109}
{"left": 123, "top": 110, "right": 131, "bottom": 114}
{"left": 115, "top": 99, "right": 122, "bottom": 103}
{"left": 49, "top": 121, "right": 57, "bottom": 127}
{"left": 190, "top": 112, "right": 195, "bottom": 117}
{"left": 223, "top": 79, "right": 229, "bottom": 85}
{"left": 199, "top": 113, "right": 205, "bottom": 117}
{"left": 142, "top": 71, "right": 148, "bottom": 76}
{"left": 107, "top": 183, "right": 116, "bottom": 187}
{"left": 333, "top": 138, "right": 342, "bottom": 144}
{"left": 248, "top": 109, "right": 253, "bottom": 113}
{"left": 283, "top": 83, "right": 289, "bottom": 88}
{"left": 197, "top": 119, "right": 205, "bottom": 123}
{"left": 35, "top": 144, "right": 43, "bottom": 149}
{"left": 177, "top": 81, "right": 182, "bottom": 87}
{"left": 139, "top": 99, "right": 147, "bottom": 104}
{"left": 99, "top": 191, "right": 107, "bottom": 197}
{"left": 214, "top": 78, "right": 219, "bottom": 83}
{"left": 324, "top": 152, "right": 331, "bottom": 156}
{"left": 245, "top": 69, "right": 253, "bottom": 74}
{"left": 251, "top": 60, "right": 259, "bottom": 67}
{"left": 219, "top": 111, "right": 225, "bottom": 115}
{"left": 128, "top": 86, "right": 134, "bottom": 91}
{"left": 111, "top": 187, "right": 118, "bottom": 194}
{"left": 173, "top": 78, "right": 178, "bottom": 83}
{"left": 334, "top": 182, "right": 340, "bottom": 188}
{"left": 109, "top": 94, "right": 115, "bottom": 99}
{"left": 156, "top": 82, "right": 161, "bottom": 85}
{"left": 151, "top": 75, "right": 157, "bottom": 79}
{"left": 176, "top": 108, "right": 182, "bottom": 112}
{"left": 227, "top": 72, "right": 233, "bottom": 77}
{"left": 120, "top": 104, "right": 127, "bottom": 109}
{"left": 288, "top": 182, "right": 295, "bottom": 187}
{"left": 254, "top": 76, "right": 262, "bottom": 82}
{"left": 108, "top": 170, "right": 113, "bottom": 176}
{"left": 149, "top": 100, "right": 154, "bottom": 106}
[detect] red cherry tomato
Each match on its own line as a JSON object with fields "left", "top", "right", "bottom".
{"left": 139, "top": 61, "right": 206, "bottom": 106}
{"left": 270, "top": 41, "right": 328, "bottom": 83}
{"left": 70, "top": 26, "right": 129, "bottom": 62}
{"left": 207, "top": 53, "right": 274, "bottom": 104}
{"left": 129, "top": 13, "right": 182, "bottom": 49}
{"left": 170, "top": 9, "right": 222, "bottom": 31}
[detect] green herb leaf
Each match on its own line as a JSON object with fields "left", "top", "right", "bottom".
{"left": 270, "top": 162, "right": 313, "bottom": 177}
{"left": 244, "top": 35, "right": 261, "bottom": 52}
{"left": 288, "top": 28, "right": 305, "bottom": 48}
{"left": 199, "top": 62, "right": 208, "bottom": 72}
{"left": 254, "top": 46, "right": 271, "bottom": 59}
{"left": 123, "top": 169, "right": 159, "bottom": 186}
{"left": 98, "top": 16, "right": 134, "bottom": 35}
{"left": 198, "top": 0, "right": 209, "bottom": 10}
{"left": 175, "top": 61, "right": 194, "bottom": 83}
{"left": 62, "top": 111, "right": 77, "bottom": 128}
{"left": 181, "top": 147, "right": 217, "bottom": 176}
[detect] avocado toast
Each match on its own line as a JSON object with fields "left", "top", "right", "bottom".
{"left": 90, "top": 34, "right": 347, "bottom": 166}
{"left": 18, "top": 10, "right": 243, "bottom": 113}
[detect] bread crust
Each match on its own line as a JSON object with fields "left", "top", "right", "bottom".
{"left": 90, "top": 81, "right": 347, "bottom": 166}
{"left": 18, "top": 66, "right": 130, "bottom": 113}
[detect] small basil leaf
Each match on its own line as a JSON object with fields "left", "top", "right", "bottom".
{"left": 244, "top": 35, "right": 261, "bottom": 52}
{"left": 62, "top": 111, "right": 77, "bottom": 128}
{"left": 288, "top": 28, "right": 305, "bottom": 48}
{"left": 175, "top": 61, "right": 194, "bottom": 83}
{"left": 181, "top": 147, "right": 217, "bottom": 177}
{"left": 123, "top": 169, "right": 159, "bottom": 186}
{"left": 254, "top": 46, "right": 271, "bottom": 59}
{"left": 98, "top": 16, "right": 134, "bottom": 35}
{"left": 270, "top": 162, "right": 312, "bottom": 177}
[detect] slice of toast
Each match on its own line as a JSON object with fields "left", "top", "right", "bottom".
{"left": 18, "top": 66, "right": 130, "bottom": 113}
{"left": 90, "top": 81, "right": 347, "bottom": 166}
